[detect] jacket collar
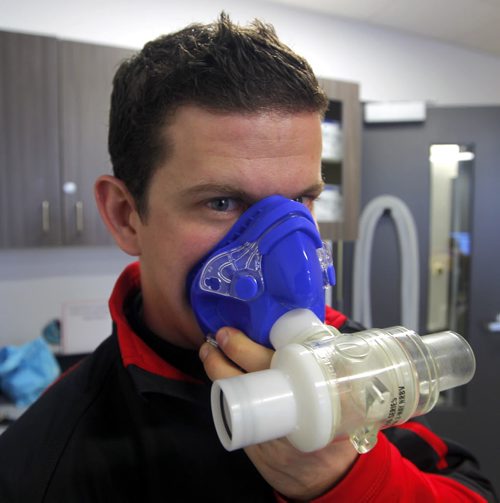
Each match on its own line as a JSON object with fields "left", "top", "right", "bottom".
{"left": 109, "top": 261, "right": 200, "bottom": 384}
{"left": 109, "top": 261, "right": 348, "bottom": 383}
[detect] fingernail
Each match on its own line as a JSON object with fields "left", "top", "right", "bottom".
{"left": 199, "top": 343, "right": 210, "bottom": 362}
{"left": 216, "top": 328, "right": 229, "bottom": 349}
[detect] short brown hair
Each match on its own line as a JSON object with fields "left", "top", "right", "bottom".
{"left": 108, "top": 13, "right": 328, "bottom": 215}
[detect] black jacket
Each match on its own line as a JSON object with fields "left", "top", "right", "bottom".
{"left": 0, "top": 262, "right": 496, "bottom": 502}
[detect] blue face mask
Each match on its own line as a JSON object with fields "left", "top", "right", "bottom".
{"left": 187, "top": 195, "right": 335, "bottom": 347}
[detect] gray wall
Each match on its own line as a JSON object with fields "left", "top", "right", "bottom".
{"left": 346, "top": 106, "right": 500, "bottom": 495}
{"left": 0, "top": 247, "right": 133, "bottom": 346}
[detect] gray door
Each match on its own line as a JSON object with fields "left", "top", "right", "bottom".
{"left": 357, "top": 106, "right": 500, "bottom": 494}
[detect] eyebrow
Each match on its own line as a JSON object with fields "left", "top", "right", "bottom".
{"left": 179, "top": 183, "right": 248, "bottom": 199}
{"left": 179, "top": 181, "right": 326, "bottom": 201}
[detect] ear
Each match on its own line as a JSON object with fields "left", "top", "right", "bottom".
{"left": 94, "top": 175, "right": 142, "bottom": 256}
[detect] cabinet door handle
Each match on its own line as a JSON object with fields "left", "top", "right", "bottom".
{"left": 42, "top": 200, "right": 50, "bottom": 233}
{"left": 75, "top": 201, "right": 84, "bottom": 233}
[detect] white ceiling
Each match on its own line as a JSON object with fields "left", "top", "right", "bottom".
{"left": 263, "top": 0, "right": 500, "bottom": 57}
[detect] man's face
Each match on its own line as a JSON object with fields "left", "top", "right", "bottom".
{"left": 134, "top": 105, "right": 324, "bottom": 349}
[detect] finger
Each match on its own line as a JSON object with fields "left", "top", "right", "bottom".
{"left": 199, "top": 341, "right": 243, "bottom": 382}
{"left": 215, "top": 327, "right": 274, "bottom": 373}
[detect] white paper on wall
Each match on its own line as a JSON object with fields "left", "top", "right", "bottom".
{"left": 61, "top": 300, "right": 111, "bottom": 354}
{"left": 321, "top": 121, "right": 343, "bottom": 162}
{"left": 315, "top": 185, "right": 343, "bottom": 223}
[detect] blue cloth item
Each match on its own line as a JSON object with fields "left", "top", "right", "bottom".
{"left": 0, "top": 337, "right": 61, "bottom": 406}
{"left": 42, "top": 319, "right": 61, "bottom": 346}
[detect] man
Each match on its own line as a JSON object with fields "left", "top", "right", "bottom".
{"left": 0, "top": 13, "right": 496, "bottom": 502}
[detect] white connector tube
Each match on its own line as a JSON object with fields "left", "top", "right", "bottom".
{"left": 212, "top": 341, "right": 338, "bottom": 452}
{"left": 212, "top": 369, "right": 297, "bottom": 451}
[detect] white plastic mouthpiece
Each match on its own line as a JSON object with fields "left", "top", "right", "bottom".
{"left": 211, "top": 369, "right": 296, "bottom": 451}
{"left": 211, "top": 341, "right": 338, "bottom": 452}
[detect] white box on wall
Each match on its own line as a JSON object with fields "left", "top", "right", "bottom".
{"left": 364, "top": 101, "right": 426, "bottom": 123}
{"left": 61, "top": 300, "right": 111, "bottom": 354}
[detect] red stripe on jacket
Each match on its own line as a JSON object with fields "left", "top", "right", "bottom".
{"left": 109, "top": 261, "right": 199, "bottom": 383}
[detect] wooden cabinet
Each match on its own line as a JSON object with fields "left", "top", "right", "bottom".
{"left": 0, "top": 31, "right": 134, "bottom": 248}
{"left": 0, "top": 31, "right": 62, "bottom": 247}
{"left": 58, "top": 40, "right": 133, "bottom": 245}
{"left": 317, "top": 78, "right": 361, "bottom": 242}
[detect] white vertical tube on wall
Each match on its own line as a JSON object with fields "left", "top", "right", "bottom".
{"left": 353, "top": 195, "right": 420, "bottom": 331}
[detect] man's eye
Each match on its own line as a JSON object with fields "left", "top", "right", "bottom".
{"left": 292, "top": 195, "right": 318, "bottom": 211}
{"left": 208, "top": 198, "right": 238, "bottom": 212}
